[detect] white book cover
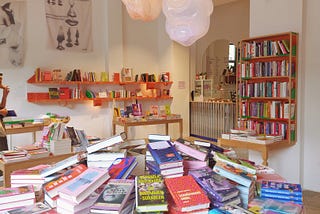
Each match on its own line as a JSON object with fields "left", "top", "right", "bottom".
{"left": 87, "top": 135, "right": 123, "bottom": 154}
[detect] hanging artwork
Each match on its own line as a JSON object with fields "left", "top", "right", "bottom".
{"left": 0, "top": 0, "right": 26, "bottom": 67}
{"left": 45, "top": 0, "right": 93, "bottom": 52}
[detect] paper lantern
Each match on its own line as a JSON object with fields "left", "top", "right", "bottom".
{"left": 122, "top": 0, "right": 162, "bottom": 21}
{"left": 162, "top": 0, "right": 213, "bottom": 46}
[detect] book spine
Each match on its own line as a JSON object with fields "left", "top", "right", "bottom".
{"left": 261, "top": 192, "right": 302, "bottom": 202}
{"left": 260, "top": 188, "right": 302, "bottom": 196}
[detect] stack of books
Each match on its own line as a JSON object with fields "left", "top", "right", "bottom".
{"left": 248, "top": 198, "right": 303, "bottom": 214}
{"left": 189, "top": 166, "right": 241, "bottom": 208}
{"left": 213, "top": 152, "right": 257, "bottom": 207}
{"left": 108, "top": 156, "right": 137, "bottom": 179}
{"left": 90, "top": 179, "right": 135, "bottom": 213}
{"left": 135, "top": 174, "right": 168, "bottom": 213}
{"left": 87, "top": 145, "right": 127, "bottom": 169}
{"left": 10, "top": 164, "right": 51, "bottom": 192}
{"left": 49, "top": 138, "right": 72, "bottom": 155}
{"left": 165, "top": 175, "right": 210, "bottom": 213}
{"left": 0, "top": 185, "right": 36, "bottom": 212}
{"left": 43, "top": 164, "right": 88, "bottom": 208}
{"left": 1, "top": 150, "right": 28, "bottom": 163}
{"left": 56, "top": 167, "right": 110, "bottom": 212}
{"left": 173, "top": 138, "right": 209, "bottom": 174}
{"left": 260, "top": 181, "right": 303, "bottom": 205}
{"left": 14, "top": 144, "right": 50, "bottom": 159}
{"left": 146, "top": 141, "right": 184, "bottom": 178}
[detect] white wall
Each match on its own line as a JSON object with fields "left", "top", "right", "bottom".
{"left": 1, "top": 1, "right": 188, "bottom": 147}
{"left": 249, "top": 0, "right": 305, "bottom": 185}
{"left": 301, "top": 0, "right": 320, "bottom": 191}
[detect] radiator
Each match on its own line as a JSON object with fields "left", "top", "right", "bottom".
{"left": 190, "top": 101, "right": 236, "bottom": 141}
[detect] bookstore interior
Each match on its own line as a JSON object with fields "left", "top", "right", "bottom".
{"left": 0, "top": 0, "right": 318, "bottom": 214}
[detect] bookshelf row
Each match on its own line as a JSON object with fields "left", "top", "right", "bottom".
{"left": 237, "top": 32, "right": 298, "bottom": 144}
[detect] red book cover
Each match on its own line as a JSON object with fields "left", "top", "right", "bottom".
{"left": 164, "top": 175, "right": 210, "bottom": 212}
{"left": 44, "top": 164, "right": 87, "bottom": 198}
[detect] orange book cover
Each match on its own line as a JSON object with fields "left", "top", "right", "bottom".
{"left": 164, "top": 175, "right": 210, "bottom": 212}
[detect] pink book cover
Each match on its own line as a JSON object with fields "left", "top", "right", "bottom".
{"left": 173, "top": 140, "right": 207, "bottom": 161}
{"left": 256, "top": 173, "right": 287, "bottom": 183}
{"left": 0, "top": 185, "right": 35, "bottom": 204}
{"left": 58, "top": 167, "right": 110, "bottom": 204}
{"left": 183, "top": 159, "right": 208, "bottom": 170}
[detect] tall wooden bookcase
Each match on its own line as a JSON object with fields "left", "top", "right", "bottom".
{"left": 237, "top": 32, "right": 298, "bottom": 144}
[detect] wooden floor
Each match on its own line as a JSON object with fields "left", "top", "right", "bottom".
{"left": 303, "top": 190, "right": 320, "bottom": 213}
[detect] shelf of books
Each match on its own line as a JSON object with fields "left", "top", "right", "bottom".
{"left": 237, "top": 32, "right": 298, "bottom": 145}
{"left": 26, "top": 69, "right": 173, "bottom": 106}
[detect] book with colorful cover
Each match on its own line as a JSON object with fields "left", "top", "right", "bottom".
{"left": 214, "top": 152, "right": 257, "bottom": 175}
{"left": 260, "top": 192, "right": 303, "bottom": 203}
{"left": 58, "top": 167, "right": 110, "bottom": 204}
{"left": 108, "top": 157, "right": 137, "bottom": 179}
{"left": 213, "top": 162, "right": 253, "bottom": 187}
{"left": 165, "top": 175, "right": 210, "bottom": 212}
{"left": 255, "top": 164, "right": 275, "bottom": 174}
{"left": 147, "top": 141, "right": 183, "bottom": 170}
{"left": 260, "top": 181, "right": 302, "bottom": 196}
{"left": 5, "top": 202, "right": 52, "bottom": 214}
{"left": 0, "top": 185, "right": 35, "bottom": 204}
{"left": 135, "top": 174, "right": 168, "bottom": 213}
{"left": 173, "top": 139, "right": 208, "bottom": 161}
{"left": 90, "top": 179, "right": 135, "bottom": 213}
{"left": 188, "top": 166, "right": 239, "bottom": 202}
{"left": 43, "top": 164, "right": 87, "bottom": 198}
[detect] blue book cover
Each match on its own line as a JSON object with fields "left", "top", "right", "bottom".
{"left": 261, "top": 181, "right": 302, "bottom": 196}
{"left": 108, "top": 157, "right": 137, "bottom": 179}
{"left": 147, "top": 141, "right": 183, "bottom": 169}
{"left": 260, "top": 192, "right": 303, "bottom": 202}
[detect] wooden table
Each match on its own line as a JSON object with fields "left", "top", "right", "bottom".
{"left": 217, "top": 138, "right": 294, "bottom": 166}
{"left": 0, "top": 153, "right": 73, "bottom": 187}
{"left": 5, "top": 123, "right": 44, "bottom": 142}
{"left": 113, "top": 118, "right": 183, "bottom": 138}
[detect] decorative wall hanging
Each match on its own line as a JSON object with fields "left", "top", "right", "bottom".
{"left": 0, "top": 1, "right": 26, "bottom": 67}
{"left": 122, "top": 0, "right": 162, "bottom": 22}
{"left": 162, "top": 0, "right": 213, "bottom": 46}
{"left": 45, "top": 0, "right": 93, "bottom": 52}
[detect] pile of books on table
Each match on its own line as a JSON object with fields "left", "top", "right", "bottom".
{"left": 1, "top": 150, "right": 29, "bottom": 163}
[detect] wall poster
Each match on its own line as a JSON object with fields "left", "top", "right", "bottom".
{"left": 45, "top": 0, "right": 93, "bottom": 52}
{"left": 0, "top": 0, "right": 25, "bottom": 67}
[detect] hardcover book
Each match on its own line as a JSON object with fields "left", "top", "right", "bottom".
{"left": 108, "top": 157, "right": 137, "bottom": 179}
{"left": 135, "top": 174, "right": 168, "bottom": 213}
{"left": 43, "top": 164, "right": 87, "bottom": 198}
{"left": 165, "top": 175, "right": 210, "bottom": 212}
{"left": 189, "top": 166, "right": 239, "bottom": 202}
{"left": 147, "top": 141, "right": 183, "bottom": 170}
{"left": 90, "top": 179, "right": 135, "bottom": 213}
{"left": 58, "top": 167, "right": 110, "bottom": 204}
{"left": 86, "top": 134, "right": 123, "bottom": 154}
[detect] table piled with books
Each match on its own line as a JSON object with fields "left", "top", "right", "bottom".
{"left": 0, "top": 133, "right": 305, "bottom": 214}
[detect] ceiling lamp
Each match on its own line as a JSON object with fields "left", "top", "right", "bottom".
{"left": 162, "top": 0, "right": 214, "bottom": 46}
{"left": 122, "top": 0, "right": 163, "bottom": 21}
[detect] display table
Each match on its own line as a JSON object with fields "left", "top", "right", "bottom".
{"left": 0, "top": 153, "right": 73, "bottom": 187}
{"left": 217, "top": 138, "right": 293, "bottom": 166}
{"left": 5, "top": 123, "right": 44, "bottom": 141}
{"left": 113, "top": 118, "right": 183, "bottom": 138}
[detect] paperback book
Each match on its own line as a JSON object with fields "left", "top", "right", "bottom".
{"left": 58, "top": 167, "right": 110, "bottom": 204}
{"left": 260, "top": 181, "right": 302, "bottom": 196}
{"left": 108, "top": 157, "right": 137, "bottom": 179}
{"left": 165, "top": 175, "right": 210, "bottom": 212}
{"left": 147, "top": 141, "right": 183, "bottom": 170}
{"left": 173, "top": 139, "right": 208, "bottom": 161}
{"left": 86, "top": 134, "right": 123, "bottom": 154}
{"left": 90, "top": 179, "right": 135, "bottom": 213}
{"left": 135, "top": 174, "right": 168, "bottom": 213}
{"left": 0, "top": 185, "right": 35, "bottom": 204}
